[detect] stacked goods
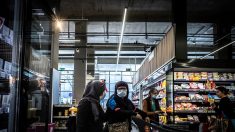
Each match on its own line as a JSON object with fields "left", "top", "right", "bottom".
{"left": 174, "top": 72, "right": 235, "bottom": 81}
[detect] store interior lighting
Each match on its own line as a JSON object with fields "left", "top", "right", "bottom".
{"left": 56, "top": 19, "right": 62, "bottom": 31}
{"left": 116, "top": 8, "right": 127, "bottom": 71}
{"left": 59, "top": 39, "right": 81, "bottom": 42}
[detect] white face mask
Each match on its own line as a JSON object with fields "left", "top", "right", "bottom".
{"left": 117, "top": 89, "right": 127, "bottom": 98}
{"left": 152, "top": 94, "right": 157, "bottom": 99}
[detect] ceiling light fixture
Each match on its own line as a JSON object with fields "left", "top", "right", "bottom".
{"left": 116, "top": 8, "right": 127, "bottom": 71}
{"left": 56, "top": 19, "right": 62, "bottom": 31}
{"left": 59, "top": 39, "right": 81, "bottom": 42}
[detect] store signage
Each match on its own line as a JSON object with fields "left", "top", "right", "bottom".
{"left": 59, "top": 68, "right": 65, "bottom": 71}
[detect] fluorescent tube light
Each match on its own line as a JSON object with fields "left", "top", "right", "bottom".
{"left": 59, "top": 39, "right": 81, "bottom": 42}
{"left": 116, "top": 8, "right": 127, "bottom": 71}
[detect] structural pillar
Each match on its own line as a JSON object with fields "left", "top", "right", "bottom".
{"left": 87, "top": 48, "right": 95, "bottom": 77}
{"left": 213, "top": 23, "right": 232, "bottom": 59}
{"left": 172, "top": 0, "right": 187, "bottom": 60}
{"left": 51, "top": 22, "right": 59, "bottom": 69}
{"left": 73, "top": 21, "right": 87, "bottom": 103}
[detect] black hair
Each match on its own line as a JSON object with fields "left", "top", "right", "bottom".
{"left": 149, "top": 88, "right": 157, "bottom": 96}
{"left": 198, "top": 114, "right": 208, "bottom": 123}
{"left": 216, "top": 86, "right": 229, "bottom": 95}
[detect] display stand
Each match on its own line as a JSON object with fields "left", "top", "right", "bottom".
{"left": 0, "top": 24, "right": 13, "bottom": 131}
{"left": 53, "top": 104, "right": 72, "bottom": 131}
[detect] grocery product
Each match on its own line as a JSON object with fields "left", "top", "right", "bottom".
{"left": 201, "top": 72, "right": 208, "bottom": 80}
{"left": 189, "top": 82, "right": 198, "bottom": 89}
{"left": 181, "top": 83, "right": 190, "bottom": 89}
{"left": 189, "top": 73, "right": 194, "bottom": 81}
{"left": 177, "top": 72, "right": 184, "bottom": 80}
{"left": 183, "top": 72, "right": 189, "bottom": 80}
{"left": 198, "top": 83, "right": 204, "bottom": 89}
{"left": 213, "top": 72, "right": 219, "bottom": 80}
{"left": 228, "top": 73, "right": 233, "bottom": 80}
{"left": 194, "top": 73, "right": 201, "bottom": 81}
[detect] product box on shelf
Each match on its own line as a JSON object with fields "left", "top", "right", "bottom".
{"left": 0, "top": 25, "right": 13, "bottom": 46}
{"left": 0, "top": 58, "right": 3, "bottom": 70}
{"left": 0, "top": 71, "right": 5, "bottom": 78}
{"left": 4, "top": 61, "right": 11, "bottom": 74}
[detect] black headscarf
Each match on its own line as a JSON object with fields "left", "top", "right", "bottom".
{"left": 113, "top": 81, "right": 134, "bottom": 110}
{"left": 114, "top": 81, "right": 129, "bottom": 99}
{"left": 80, "top": 81, "right": 106, "bottom": 121}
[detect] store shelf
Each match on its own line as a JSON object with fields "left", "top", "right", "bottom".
{"left": 55, "top": 127, "right": 67, "bottom": 130}
{"left": 174, "top": 89, "right": 216, "bottom": 93}
{"left": 175, "top": 110, "right": 215, "bottom": 114}
{"left": 53, "top": 116, "right": 69, "bottom": 119}
{"left": 175, "top": 121, "right": 199, "bottom": 124}
{"left": 174, "top": 79, "right": 235, "bottom": 83}
{"left": 54, "top": 105, "right": 72, "bottom": 108}
{"left": 175, "top": 100, "right": 205, "bottom": 103}
{"left": 175, "top": 99, "right": 220, "bottom": 103}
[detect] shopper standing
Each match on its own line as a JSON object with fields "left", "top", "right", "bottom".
{"left": 142, "top": 88, "right": 162, "bottom": 124}
{"left": 213, "top": 86, "right": 235, "bottom": 132}
{"left": 77, "top": 80, "right": 107, "bottom": 132}
{"left": 106, "top": 81, "right": 145, "bottom": 132}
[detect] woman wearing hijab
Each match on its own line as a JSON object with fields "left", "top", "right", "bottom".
{"left": 142, "top": 88, "right": 162, "bottom": 124}
{"left": 106, "top": 81, "right": 146, "bottom": 132}
{"left": 212, "top": 86, "right": 235, "bottom": 131}
{"left": 77, "top": 80, "right": 107, "bottom": 132}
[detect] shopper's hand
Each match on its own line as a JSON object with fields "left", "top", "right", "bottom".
{"left": 145, "top": 117, "right": 150, "bottom": 123}
{"left": 136, "top": 113, "right": 142, "bottom": 119}
{"left": 162, "top": 112, "right": 167, "bottom": 116}
{"left": 154, "top": 111, "right": 160, "bottom": 114}
{"left": 211, "top": 103, "right": 216, "bottom": 109}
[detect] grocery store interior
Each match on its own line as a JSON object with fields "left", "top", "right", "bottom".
{"left": 1, "top": 0, "right": 235, "bottom": 131}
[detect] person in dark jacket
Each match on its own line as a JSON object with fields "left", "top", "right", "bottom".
{"left": 77, "top": 80, "right": 107, "bottom": 132}
{"left": 106, "top": 81, "right": 146, "bottom": 132}
{"left": 214, "top": 86, "right": 235, "bottom": 119}
{"left": 213, "top": 86, "right": 235, "bottom": 131}
{"left": 142, "top": 88, "right": 162, "bottom": 123}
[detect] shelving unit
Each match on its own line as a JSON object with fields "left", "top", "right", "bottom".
{"left": 0, "top": 24, "right": 13, "bottom": 131}
{"left": 133, "top": 59, "right": 235, "bottom": 130}
{"left": 53, "top": 105, "right": 72, "bottom": 131}
{"left": 168, "top": 70, "right": 235, "bottom": 125}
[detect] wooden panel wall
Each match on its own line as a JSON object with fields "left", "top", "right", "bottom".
{"left": 133, "top": 26, "right": 175, "bottom": 85}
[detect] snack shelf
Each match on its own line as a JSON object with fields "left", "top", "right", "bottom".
{"left": 171, "top": 70, "right": 235, "bottom": 126}
{"left": 174, "top": 79, "right": 235, "bottom": 82}
{"left": 174, "top": 110, "right": 215, "bottom": 114}
{"left": 174, "top": 90, "right": 216, "bottom": 93}
{"left": 55, "top": 127, "right": 67, "bottom": 130}
{"left": 175, "top": 121, "right": 199, "bottom": 124}
{"left": 175, "top": 100, "right": 206, "bottom": 103}
{"left": 53, "top": 116, "right": 69, "bottom": 119}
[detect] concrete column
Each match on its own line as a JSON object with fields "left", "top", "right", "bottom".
{"left": 87, "top": 48, "right": 95, "bottom": 77}
{"left": 172, "top": 0, "right": 187, "bottom": 60}
{"left": 213, "top": 23, "right": 232, "bottom": 59}
{"left": 51, "top": 22, "right": 59, "bottom": 69}
{"left": 73, "top": 21, "right": 87, "bottom": 103}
